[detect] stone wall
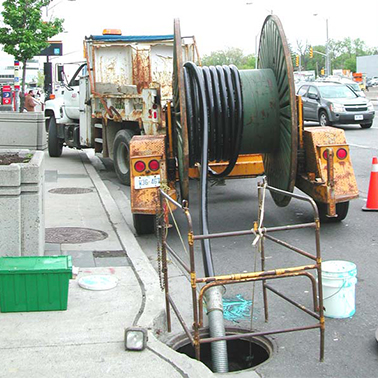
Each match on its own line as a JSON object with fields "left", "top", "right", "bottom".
{"left": 0, "top": 150, "right": 45, "bottom": 256}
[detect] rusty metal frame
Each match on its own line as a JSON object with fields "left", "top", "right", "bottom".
{"left": 159, "top": 182, "right": 325, "bottom": 363}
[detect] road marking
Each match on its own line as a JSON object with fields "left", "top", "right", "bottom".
{"left": 349, "top": 143, "right": 378, "bottom": 150}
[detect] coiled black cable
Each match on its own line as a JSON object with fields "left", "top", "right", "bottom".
{"left": 183, "top": 62, "right": 244, "bottom": 178}
{"left": 183, "top": 62, "right": 243, "bottom": 277}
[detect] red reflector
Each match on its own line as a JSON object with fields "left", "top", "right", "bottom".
{"left": 134, "top": 161, "right": 146, "bottom": 172}
{"left": 153, "top": 111, "right": 157, "bottom": 119}
{"left": 149, "top": 159, "right": 159, "bottom": 171}
{"left": 323, "top": 150, "right": 328, "bottom": 160}
{"left": 336, "top": 148, "right": 347, "bottom": 160}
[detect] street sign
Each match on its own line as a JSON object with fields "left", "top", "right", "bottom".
{"left": 14, "top": 61, "right": 20, "bottom": 90}
{"left": 38, "top": 41, "right": 63, "bottom": 56}
{"left": 2, "top": 85, "right": 12, "bottom": 105}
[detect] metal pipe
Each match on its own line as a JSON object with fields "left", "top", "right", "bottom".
{"left": 204, "top": 286, "right": 228, "bottom": 373}
{"left": 265, "top": 284, "right": 320, "bottom": 320}
{"left": 167, "top": 294, "right": 194, "bottom": 345}
{"left": 161, "top": 218, "right": 171, "bottom": 333}
{"left": 200, "top": 324, "right": 321, "bottom": 344}
{"left": 182, "top": 205, "right": 201, "bottom": 361}
{"left": 165, "top": 242, "right": 191, "bottom": 274}
{"left": 264, "top": 234, "right": 317, "bottom": 261}
{"left": 192, "top": 222, "right": 316, "bottom": 241}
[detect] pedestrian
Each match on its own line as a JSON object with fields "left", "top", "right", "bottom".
{"left": 24, "top": 90, "right": 37, "bottom": 112}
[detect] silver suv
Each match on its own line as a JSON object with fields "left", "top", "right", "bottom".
{"left": 297, "top": 82, "right": 375, "bottom": 128}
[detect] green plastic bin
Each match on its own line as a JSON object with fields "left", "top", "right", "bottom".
{"left": 0, "top": 256, "right": 72, "bottom": 313}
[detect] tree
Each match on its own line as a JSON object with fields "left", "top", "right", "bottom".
{"left": 37, "top": 70, "right": 45, "bottom": 88}
{"left": 0, "top": 0, "right": 63, "bottom": 111}
{"left": 202, "top": 47, "right": 256, "bottom": 69}
{"left": 291, "top": 37, "right": 378, "bottom": 77}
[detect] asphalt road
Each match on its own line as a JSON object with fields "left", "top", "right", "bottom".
{"left": 100, "top": 107, "right": 378, "bottom": 377}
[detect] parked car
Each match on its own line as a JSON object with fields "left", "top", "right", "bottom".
{"left": 367, "top": 78, "right": 378, "bottom": 87}
{"left": 322, "top": 78, "right": 366, "bottom": 97}
{"left": 297, "top": 82, "right": 375, "bottom": 128}
{"left": 344, "top": 81, "right": 366, "bottom": 97}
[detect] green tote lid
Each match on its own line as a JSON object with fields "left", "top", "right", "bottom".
{"left": 0, "top": 256, "right": 72, "bottom": 274}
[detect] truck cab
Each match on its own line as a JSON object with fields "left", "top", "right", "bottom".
{"left": 45, "top": 63, "right": 87, "bottom": 156}
{"left": 43, "top": 31, "right": 195, "bottom": 185}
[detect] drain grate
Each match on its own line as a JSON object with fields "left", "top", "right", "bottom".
{"left": 45, "top": 227, "right": 108, "bottom": 244}
{"left": 49, "top": 187, "right": 94, "bottom": 194}
{"left": 93, "top": 250, "right": 126, "bottom": 258}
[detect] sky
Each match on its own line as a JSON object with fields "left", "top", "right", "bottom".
{"left": 1, "top": 0, "right": 378, "bottom": 66}
{"left": 45, "top": 0, "right": 378, "bottom": 62}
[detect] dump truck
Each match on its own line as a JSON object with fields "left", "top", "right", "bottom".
{"left": 44, "top": 30, "right": 197, "bottom": 185}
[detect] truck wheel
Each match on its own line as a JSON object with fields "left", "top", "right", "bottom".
{"left": 133, "top": 214, "right": 155, "bottom": 235}
{"left": 113, "top": 129, "right": 135, "bottom": 186}
{"left": 316, "top": 201, "right": 349, "bottom": 223}
{"left": 48, "top": 116, "right": 63, "bottom": 157}
{"left": 360, "top": 122, "right": 373, "bottom": 129}
{"left": 319, "top": 111, "right": 331, "bottom": 126}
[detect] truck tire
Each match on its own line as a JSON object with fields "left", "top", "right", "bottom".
{"left": 133, "top": 214, "right": 155, "bottom": 235}
{"left": 48, "top": 116, "right": 63, "bottom": 157}
{"left": 316, "top": 201, "right": 349, "bottom": 223}
{"left": 113, "top": 129, "right": 135, "bottom": 185}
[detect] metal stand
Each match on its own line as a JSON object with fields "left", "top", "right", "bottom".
{"left": 159, "top": 180, "right": 325, "bottom": 362}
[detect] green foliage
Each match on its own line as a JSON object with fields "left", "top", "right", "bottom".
{"left": 292, "top": 37, "right": 378, "bottom": 76}
{"left": 37, "top": 70, "right": 45, "bottom": 87}
{"left": 202, "top": 47, "right": 256, "bottom": 69}
{"left": 0, "top": 0, "right": 63, "bottom": 110}
{"left": 0, "top": 0, "right": 64, "bottom": 62}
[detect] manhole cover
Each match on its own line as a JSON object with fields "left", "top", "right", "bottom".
{"left": 45, "top": 227, "right": 108, "bottom": 244}
{"left": 48, "top": 187, "right": 94, "bottom": 194}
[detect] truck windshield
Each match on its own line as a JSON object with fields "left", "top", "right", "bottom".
{"left": 68, "top": 63, "right": 87, "bottom": 87}
{"left": 319, "top": 85, "right": 357, "bottom": 99}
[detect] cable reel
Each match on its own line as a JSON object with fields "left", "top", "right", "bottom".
{"left": 173, "top": 15, "right": 298, "bottom": 207}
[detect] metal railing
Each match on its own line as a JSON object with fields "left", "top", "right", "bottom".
{"left": 158, "top": 179, "right": 325, "bottom": 362}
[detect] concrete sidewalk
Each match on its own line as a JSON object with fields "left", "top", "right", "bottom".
{"left": 0, "top": 148, "right": 213, "bottom": 378}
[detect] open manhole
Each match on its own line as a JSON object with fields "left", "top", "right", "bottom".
{"left": 169, "top": 328, "right": 273, "bottom": 373}
{"left": 48, "top": 187, "right": 94, "bottom": 194}
{"left": 45, "top": 227, "right": 108, "bottom": 244}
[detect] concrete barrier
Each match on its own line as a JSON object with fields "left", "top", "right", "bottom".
{"left": 0, "top": 150, "right": 45, "bottom": 256}
{"left": 0, "top": 112, "right": 47, "bottom": 150}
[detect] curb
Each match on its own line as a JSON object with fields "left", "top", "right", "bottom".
{"left": 81, "top": 153, "right": 165, "bottom": 329}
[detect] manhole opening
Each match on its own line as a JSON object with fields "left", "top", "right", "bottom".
{"left": 171, "top": 328, "right": 273, "bottom": 373}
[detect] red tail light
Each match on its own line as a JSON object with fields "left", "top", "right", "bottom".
{"left": 148, "top": 159, "right": 159, "bottom": 171}
{"left": 336, "top": 148, "right": 347, "bottom": 160}
{"left": 323, "top": 150, "right": 329, "bottom": 160}
{"left": 134, "top": 161, "right": 146, "bottom": 172}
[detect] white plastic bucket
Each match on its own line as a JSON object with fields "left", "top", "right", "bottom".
{"left": 321, "top": 260, "right": 357, "bottom": 318}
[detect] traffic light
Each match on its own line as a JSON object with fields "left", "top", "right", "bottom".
{"left": 309, "top": 47, "right": 313, "bottom": 58}
{"left": 295, "top": 55, "right": 299, "bottom": 67}
{"left": 321, "top": 68, "right": 325, "bottom": 76}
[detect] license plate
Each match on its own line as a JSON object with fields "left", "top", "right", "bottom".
{"left": 354, "top": 115, "right": 363, "bottom": 120}
{"left": 134, "top": 175, "right": 160, "bottom": 189}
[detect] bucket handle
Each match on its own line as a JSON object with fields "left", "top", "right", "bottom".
{"left": 323, "top": 277, "right": 356, "bottom": 301}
